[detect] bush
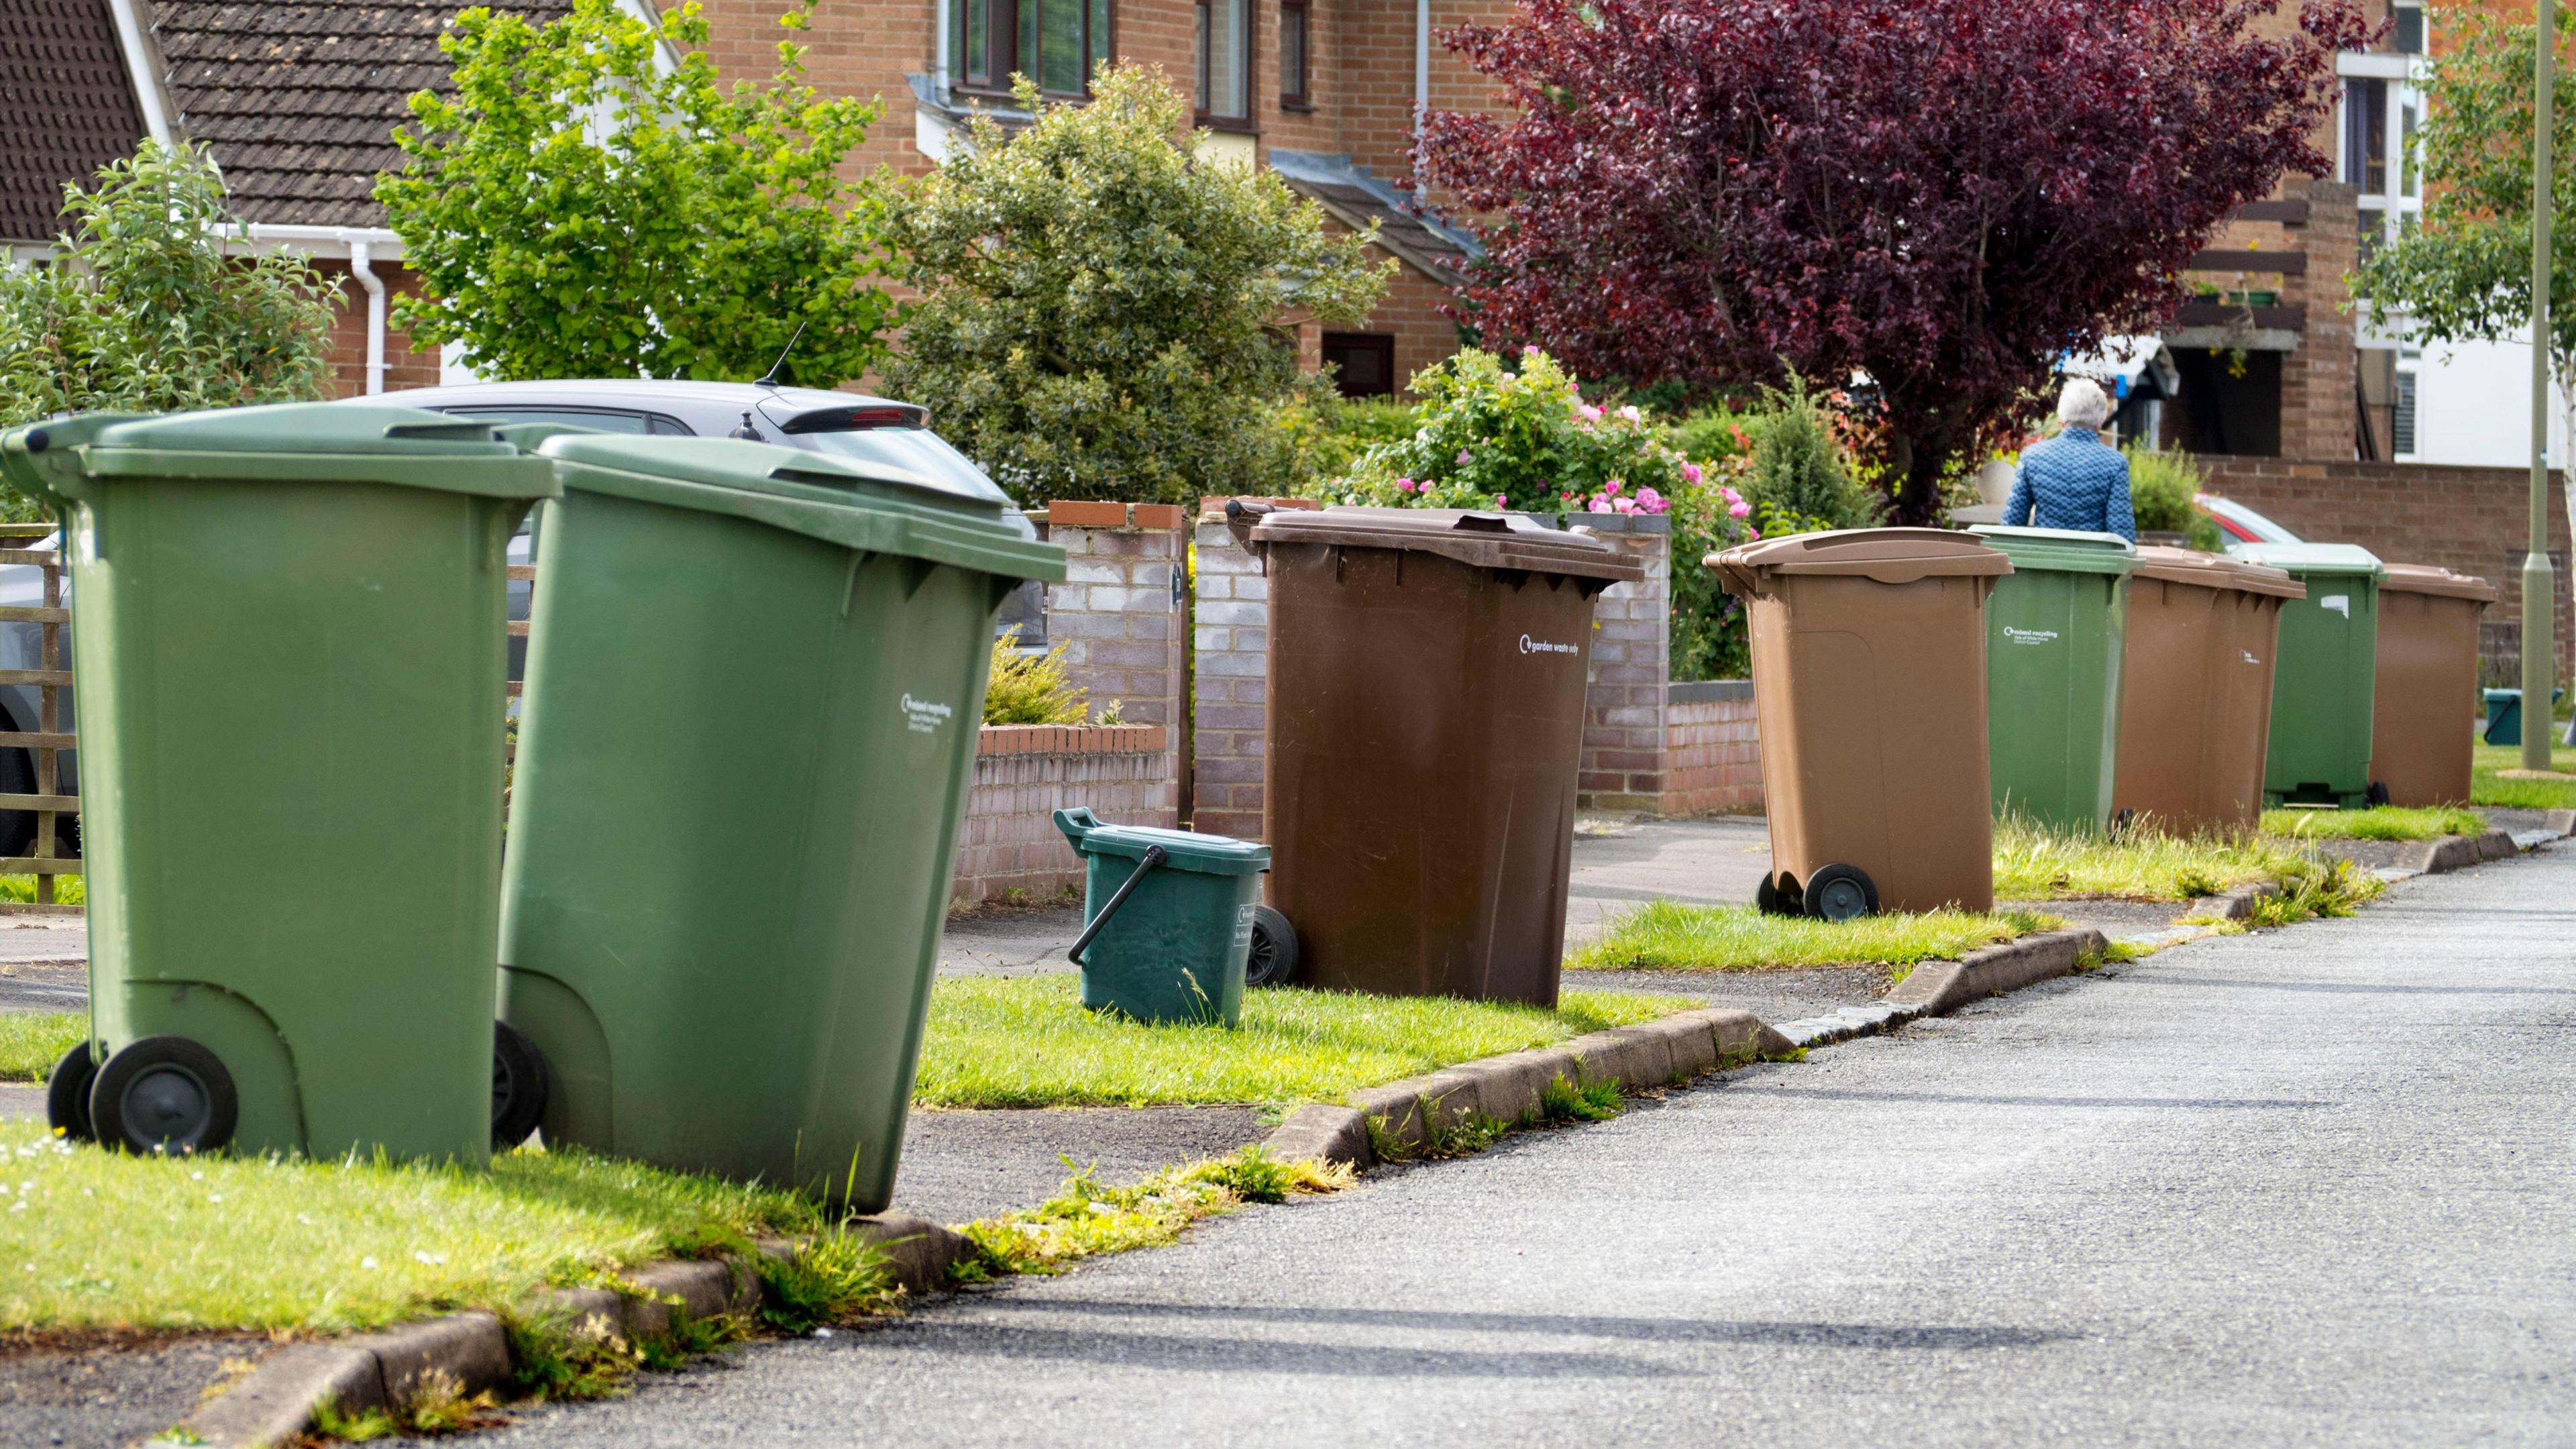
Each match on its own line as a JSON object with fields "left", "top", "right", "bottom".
{"left": 1741, "top": 374, "right": 1882, "bottom": 531}
{"left": 2123, "top": 445, "right": 2224, "bottom": 551}
{"left": 883, "top": 66, "right": 1391, "bottom": 506}
{"left": 983, "top": 639, "right": 1088, "bottom": 725}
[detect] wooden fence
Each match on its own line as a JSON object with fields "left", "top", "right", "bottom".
{"left": 0, "top": 525, "right": 78, "bottom": 914}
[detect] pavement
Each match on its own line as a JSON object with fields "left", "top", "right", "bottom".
{"left": 449, "top": 836, "right": 2576, "bottom": 1449}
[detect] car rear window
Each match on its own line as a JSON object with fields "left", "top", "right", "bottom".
{"left": 435, "top": 407, "right": 665, "bottom": 435}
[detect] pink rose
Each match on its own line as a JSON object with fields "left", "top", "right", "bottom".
{"left": 1681, "top": 462, "right": 1704, "bottom": 485}
{"left": 1719, "top": 486, "right": 1741, "bottom": 505}
{"left": 1578, "top": 404, "right": 1604, "bottom": 421}
{"left": 1637, "top": 487, "right": 1666, "bottom": 513}
{"left": 1727, "top": 500, "right": 1752, "bottom": 519}
{"left": 1603, "top": 479, "right": 1623, "bottom": 495}
{"left": 1456, "top": 449, "right": 1472, "bottom": 465}
{"left": 1587, "top": 494, "right": 1613, "bottom": 513}
{"left": 1618, "top": 405, "right": 1642, "bottom": 423}
{"left": 1613, "top": 496, "right": 1638, "bottom": 514}
{"left": 1395, "top": 478, "right": 1416, "bottom": 492}
{"left": 1492, "top": 494, "right": 1509, "bottom": 508}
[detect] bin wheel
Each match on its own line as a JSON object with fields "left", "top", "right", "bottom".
{"left": 1802, "top": 863, "right": 1879, "bottom": 923}
{"left": 1755, "top": 873, "right": 1784, "bottom": 916}
{"left": 492, "top": 1020, "right": 550, "bottom": 1150}
{"left": 1246, "top": 905, "right": 1299, "bottom": 988}
{"left": 2365, "top": 781, "right": 2390, "bottom": 808}
{"left": 1759, "top": 872, "right": 1805, "bottom": 917}
{"left": 46, "top": 1039, "right": 97, "bottom": 1142}
{"left": 89, "top": 1036, "right": 237, "bottom": 1156}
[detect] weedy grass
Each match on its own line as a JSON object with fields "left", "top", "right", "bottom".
{"left": 0, "top": 1010, "right": 82, "bottom": 1081}
{"left": 1992, "top": 814, "right": 2316, "bottom": 902}
{"left": 0, "top": 1132, "right": 850, "bottom": 1334}
{"left": 1537, "top": 1074, "right": 1626, "bottom": 1124}
{"left": 954, "top": 1147, "right": 1352, "bottom": 1281}
{"left": 2177, "top": 857, "right": 2383, "bottom": 931}
{"left": 2471, "top": 743, "right": 2576, "bottom": 810}
{"left": 912, "top": 975, "right": 1693, "bottom": 1108}
{"left": 1564, "top": 900, "right": 2059, "bottom": 972}
{"left": 2260, "top": 805, "right": 2487, "bottom": 841}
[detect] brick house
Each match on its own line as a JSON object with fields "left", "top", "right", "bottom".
{"left": 694, "top": 0, "right": 1503, "bottom": 395}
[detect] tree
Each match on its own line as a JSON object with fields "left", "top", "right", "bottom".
{"left": 0, "top": 140, "right": 336, "bottom": 432}
{"left": 380, "top": 0, "right": 898, "bottom": 384}
{"left": 881, "top": 66, "right": 1391, "bottom": 506}
{"left": 2351, "top": 7, "right": 2576, "bottom": 487}
{"left": 1416, "top": 0, "right": 2365, "bottom": 524}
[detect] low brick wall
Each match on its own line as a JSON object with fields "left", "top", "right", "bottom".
{"left": 950, "top": 724, "right": 1174, "bottom": 909}
{"left": 1662, "top": 680, "right": 1764, "bottom": 816}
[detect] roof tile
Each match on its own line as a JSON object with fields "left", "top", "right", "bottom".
{"left": 0, "top": 0, "right": 150, "bottom": 241}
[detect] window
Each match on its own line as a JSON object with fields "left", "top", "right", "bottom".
{"left": 2392, "top": 0, "right": 2424, "bottom": 55}
{"left": 1197, "top": 0, "right": 1250, "bottom": 123}
{"left": 2343, "top": 74, "right": 2421, "bottom": 254}
{"left": 1279, "top": 0, "right": 1309, "bottom": 109}
{"left": 951, "top": 0, "right": 1111, "bottom": 97}
{"left": 2392, "top": 371, "right": 2417, "bottom": 456}
{"left": 1322, "top": 333, "right": 1395, "bottom": 397}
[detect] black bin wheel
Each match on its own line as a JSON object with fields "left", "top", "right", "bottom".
{"left": 89, "top": 1036, "right": 237, "bottom": 1156}
{"left": 2366, "top": 781, "right": 2391, "bottom": 808}
{"left": 46, "top": 1039, "right": 98, "bottom": 1142}
{"left": 1755, "top": 873, "right": 1794, "bottom": 916}
{"left": 492, "top": 1020, "right": 551, "bottom": 1150}
{"left": 1245, "top": 904, "right": 1299, "bottom": 988}
{"left": 1802, "top": 863, "right": 1880, "bottom": 923}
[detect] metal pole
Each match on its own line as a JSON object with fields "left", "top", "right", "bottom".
{"left": 2527, "top": 0, "right": 2560, "bottom": 771}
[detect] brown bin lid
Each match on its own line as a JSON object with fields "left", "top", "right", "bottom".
{"left": 1248, "top": 506, "right": 1644, "bottom": 583}
{"left": 2131, "top": 545, "right": 2308, "bottom": 599}
{"left": 2379, "top": 561, "right": 2501, "bottom": 602}
{"left": 1706, "top": 527, "right": 2012, "bottom": 594}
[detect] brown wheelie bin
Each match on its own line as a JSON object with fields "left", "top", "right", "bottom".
{"left": 2111, "top": 547, "right": 2304, "bottom": 835}
{"left": 1230, "top": 504, "right": 1642, "bottom": 1007}
{"left": 1709, "top": 529, "right": 2011, "bottom": 918}
{"left": 2373, "top": 563, "right": 2498, "bottom": 806}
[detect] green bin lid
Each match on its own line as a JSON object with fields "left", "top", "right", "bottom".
{"left": 1053, "top": 808, "right": 1269, "bottom": 876}
{"left": 2233, "top": 542, "right": 2387, "bottom": 581}
{"left": 1966, "top": 525, "right": 2139, "bottom": 575}
{"left": 0, "top": 402, "right": 561, "bottom": 501}
{"left": 540, "top": 434, "right": 1065, "bottom": 584}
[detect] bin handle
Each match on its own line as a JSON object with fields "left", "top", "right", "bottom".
{"left": 1224, "top": 499, "right": 1275, "bottom": 567}
{"left": 1052, "top": 806, "right": 1102, "bottom": 842}
{"left": 1066, "top": 844, "right": 1167, "bottom": 967}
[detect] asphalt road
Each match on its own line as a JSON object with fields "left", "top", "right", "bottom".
{"left": 459, "top": 843, "right": 2576, "bottom": 1447}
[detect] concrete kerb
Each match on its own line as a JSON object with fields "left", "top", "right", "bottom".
{"left": 2396, "top": 828, "right": 2522, "bottom": 873}
{"left": 1271, "top": 1009, "right": 1792, "bottom": 1173}
{"left": 178, "top": 1216, "right": 975, "bottom": 1449}
{"left": 1884, "top": 927, "right": 2112, "bottom": 1016}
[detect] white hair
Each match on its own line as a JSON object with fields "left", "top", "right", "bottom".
{"left": 2057, "top": 378, "right": 2113, "bottom": 430}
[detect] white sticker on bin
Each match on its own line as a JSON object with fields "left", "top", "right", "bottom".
{"left": 901, "top": 693, "right": 955, "bottom": 734}
{"left": 2320, "top": 595, "right": 2349, "bottom": 616}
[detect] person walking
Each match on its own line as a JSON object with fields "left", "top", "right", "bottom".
{"left": 2004, "top": 379, "right": 2135, "bottom": 541}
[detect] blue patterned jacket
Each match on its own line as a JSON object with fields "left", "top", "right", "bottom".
{"left": 2004, "top": 428, "right": 2135, "bottom": 541}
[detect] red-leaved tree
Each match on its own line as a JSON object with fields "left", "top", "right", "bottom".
{"left": 1418, "top": 0, "right": 2368, "bottom": 523}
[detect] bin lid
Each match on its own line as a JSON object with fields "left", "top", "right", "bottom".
{"left": 2129, "top": 545, "right": 2307, "bottom": 599}
{"left": 1966, "top": 525, "right": 2140, "bottom": 576}
{"left": 2, "top": 402, "right": 560, "bottom": 499}
{"left": 2379, "top": 561, "right": 2500, "bottom": 603}
{"left": 1707, "top": 527, "right": 2013, "bottom": 595}
{"left": 1054, "top": 809, "right": 1271, "bottom": 876}
{"left": 1246, "top": 507, "right": 1644, "bottom": 584}
{"left": 539, "top": 435, "right": 1066, "bottom": 584}
{"left": 2233, "top": 541, "right": 2387, "bottom": 581}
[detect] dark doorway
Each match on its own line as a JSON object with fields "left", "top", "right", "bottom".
{"left": 2171, "top": 349, "right": 2282, "bottom": 458}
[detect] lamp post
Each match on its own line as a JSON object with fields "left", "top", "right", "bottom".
{"left": 2527, "top": 0, "right": 2560, "bottom": 771}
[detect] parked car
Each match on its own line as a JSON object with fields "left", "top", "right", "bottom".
{"left": 366, "top": 379, "right": 1049, "bottom": 657}
{"left": 2196, "top": 492, "right": 2304, "bottom": 551}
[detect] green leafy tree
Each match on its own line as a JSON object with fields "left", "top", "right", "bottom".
{"left": 2351, "top": 7, "right": 2576, "bottom": 475}
{"left": 0, "top": 140, "right": 336, "bottom": 429}
{"left": 882, "top": 66, "right": 1391, "bottom": 505}
{"left": 380, "top": 0, "right": 898, "bottom": 384}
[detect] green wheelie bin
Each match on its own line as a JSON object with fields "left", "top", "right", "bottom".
{"left": 1053, "top": 808, "right": 1271, "bottom": 1026}
{"left": 498, "top": 435, "right": 1063, "bottom": 1208}
{"left": 0, "top": 404, "right": 555, "bottom": 1163}
{"left": 1968, "top": 526, "right": 2139, "bottom": 831}
{"left": 2238, "top": 543, "right": 2387, "bottom": 807}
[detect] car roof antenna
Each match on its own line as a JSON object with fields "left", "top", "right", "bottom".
{"left": 729, "top": 411, "right": 762, "bottom": 441}
{"left": 755, "top": 320, "right": 808, "bottom": 390}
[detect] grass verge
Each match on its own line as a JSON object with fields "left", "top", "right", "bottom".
{"left": 1562, "top": 900, "right": 2059, "bottom": 972}
{"left": 2260, "top": 805, "right": 2487, "bottom": 841}
{"left": 912, "top": 975, "right": 1693, "bottom": 1109}
{"left": 2472, "top": 743, "right": 2576, "bottom": 810}
{"left": 955, "top": 1146, "right": 1353, "bottom": 1281}
{"left": 0, "top": 1130, "right": 875, "bottom": 1335}
{"left": 1992, "top": 815, "right": 2315, "bottom": 902}
{"left": 1, "top": 1010, "right": 81, "bottom": 1081}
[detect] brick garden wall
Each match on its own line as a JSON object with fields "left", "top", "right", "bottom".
{"left": 1044, "top": 502, "right": 1189, "bottom": 810}
{"left": 1190, "top": 496, "right": 1321, "bottom": 841}
{"left": 1662, "top": 682, "right": 1762, "bottom": 816}
{"left": 1570, "top": 514, "right": 1670, "bottom": 812}
{"left": 950, "top": 724, "right": 1170, "bottom": 906}
{"left": 2196, "top": 454, "right": 2574, "bottom": 682}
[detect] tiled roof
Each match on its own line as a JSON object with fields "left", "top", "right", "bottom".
{"left": 1, "top": 0, "right": 149, "bottom": 242}
{"left": 1263, "top": 150, "right": 1479, "bottom": 282}
{"left": 148, "top": 1, "right": 570, "bottom": 228}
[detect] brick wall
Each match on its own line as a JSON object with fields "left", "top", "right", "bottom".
{"left": 950, "top": 723, "right": 1171, "bottom": 906}
{"left": 2279, "top": 179, "right": 2359, "bottom": 464}
{"left": 313, "top": 259, "right": 439, "bottom": 398}
{"left": 1189, "top": 496, "right": 1320, "bottom": 841}
{"left": 1571, "top": 513, "right": 1670, "bottom": 812}
{"left": 1663, "top": 682, "right": 1762, "bottom": 816}
{"left": 1044, "top": 501, "right": 1189, "bottom": 802}
{"left": 2196, "top": 454, "right": 2575, "bottom": 681}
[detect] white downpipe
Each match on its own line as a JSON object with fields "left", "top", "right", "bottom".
{"left": 1413, "top": 0, "right": 1430, "bottom": 199}
{"left": 346, "top": 236, "right": 386, "bottom": 395}
{"left": 934, "top": 0, "right": 951, "bottom": 103}
{"left": 103, "top": 0, "right": 174, "bottom": 146}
